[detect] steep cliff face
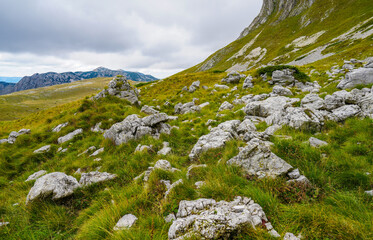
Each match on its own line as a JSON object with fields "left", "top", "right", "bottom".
{"left": 239, "top": 0, "right": 315, "bottom": 39}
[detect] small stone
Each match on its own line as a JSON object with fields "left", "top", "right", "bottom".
{"left": 33, "top": 145, "right": 51, "bottom": 154}
{"left": 309, "top": 137, "right": 328, "bottom": 147}
{"left": 114, "top": 214, "right": 138, "bottom": 230}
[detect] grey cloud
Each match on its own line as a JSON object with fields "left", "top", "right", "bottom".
{"left": 0, "top": 0, "right": 261, "bottom": 78}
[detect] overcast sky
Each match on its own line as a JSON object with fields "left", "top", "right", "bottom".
{"left": 0, "top": 0, "right": 262, "bottom": 79}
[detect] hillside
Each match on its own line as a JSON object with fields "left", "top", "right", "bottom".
{"left": 0, "top": 77, "right": 141, "bottom": 121}
{"left": 0, "top": 0, "right": 372, "bottom": 239}
{"left": 0, "top": 67, "right": 157, "bottom": 95}
{"left": 184, "top": 0, "right": 373, "bottom": 73}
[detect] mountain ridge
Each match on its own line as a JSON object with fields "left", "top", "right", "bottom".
{"left": 0, "top": 67, "right": 158, "bottom": 95}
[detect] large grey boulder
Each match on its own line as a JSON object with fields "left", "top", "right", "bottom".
{"left": 227, "top": 138, "right": 292, "bottom": 178}
{"left": 244, "top": 96, "right": 299, "bottom": 118}
{"left": 104, "top": 114, "right": 171, "bottom": 145}
{"left": 94, "top": 75, "right": 139, "bottom": 105}
{"left": 58, "top": 129, "right": 83, "bottom": 144}
{"left": 174, "top": 102, "right": 201, "bottom": 115}
{"left": 189, "top": 120, "right": 241, "bottom": 160}
{"left": 25, "top": 170, "right": 47, "bottom": 182}
{"left": 168, "top": 196, "right": 279, "bottom": 239}
{"left": 243, "top": 76, "right": 254, "bottom": 89}
{"left": 52, "top": 122, "right": 68, "bottom": 133}
{"left": 324, "top": 94, "right": 345, "bottom": 111}
{"left": 33, "top": 145, "right": 51, "bottom": 154}
{"left": 222, "top": 71, "right": 245, "bottom": 84}
{"left": 272, "top": 85, "right": 293, "bottom": 96}
{"left": 271, "top": 69, "right": 295, "bottom": 85}
{"left": 79, "top": 171, "right": 117, "bottom": 186}
{"left": 301, "top": 93, "right": 324, "bottom": 110}
{"left": 331, "top": 105, "right": 361, "bottom": 121}
{"left": 26, "top": 172, "right": 80, "bottom": 204}
{"left": 282, "top": 107, "right": 323, "bottom": 131}
{"left": 218, "top": 101, "right": 234, "bottom": 112}
{"left": 114, "top": 214, "right": 138, "bottom": 230}
{"left": 337, "top": 68, "right": 373, "bottom": 89}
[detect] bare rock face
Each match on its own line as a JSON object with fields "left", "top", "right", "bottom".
{"left": 239, "top": 0, "right": 315, "bottom": 38}
{"left": 94, "top": 75, "right": 139, "bottom": 105}
{"left": 168, "top": 196, "right": 279, "bottom": 239}
{"left": 227, "top": 138, "right": 292, "bottom": 178}
{"left": 104, "top": 114, "right": 171, "bottom": 145}
{"left": 26, "top": 172, "right": 80, "bottom": 204}
{"left": 79, "top": 171, "right": 117, "bottom": 186}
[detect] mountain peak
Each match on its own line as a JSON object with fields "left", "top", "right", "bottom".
{"left": 239, "top": 0, "right": 315, "bottom": 39}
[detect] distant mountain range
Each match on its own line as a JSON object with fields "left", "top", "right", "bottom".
{"left": 0, "top": 67, "right": 158, "bottom": 95}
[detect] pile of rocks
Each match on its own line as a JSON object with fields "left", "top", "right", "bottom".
{"left": 0, "top": 129, "right": 31, "bottom": 144}
{"left": 104, "top": 113, "right": 172, "bottom": 145}
{"left": 168, "top": 196, "right": 280, "bottom": 239}
{"left": 93, "top": 75, "right": 139, "bottom": 105}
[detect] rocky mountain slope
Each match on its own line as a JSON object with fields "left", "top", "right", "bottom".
{"left": 0, "top": 0, "right": 372, "bottom": 239}
{"left": 186, "top": 0, "right": 373, "bottom": 73}
{"left": 0, "top": 67, "right": 157, "bottom": 95}
{"left": 0, "top": 81, "right": 16, "bottom": 95}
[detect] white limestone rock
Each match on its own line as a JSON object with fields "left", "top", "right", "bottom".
{"left": 114, "top": 214, "right": 138, "bottom": 230}
{"left": 301, "top": 94, "right": 324, "bottom": 110}
{"left": 272, "top": 85, "right": 293, "bottom": 96}
{"left": 337, "top": 67, "right": 373, "bottom": 89}
{"left": 52, "top": 122, "right": 68, "bottom": 133}
{"left": 174, "top": 102, "right": 201, "bottom": 115}
{"left": 79, "top": 171, "right": 117, "bottom": 186}
{"left": 309, "top": 137, "right": 328, "bottom": 147}
{"left": 158, "top": 142, "right": 172, "bottom": 155}
{"left": 189, "top": 120, "right": 241, "bottom": 160}
{"left": 26, "top": 172, "right": 80, "bottom": 204}
{"left": 25, "top": 170, "right": 47, "bottom": 182}
{"left": 243, "top": 76, "right": 254, "bottom": 89}
{"left": 168, "top": 196, "right": 277, "bottom": 240}
{"left": 331, "top": 105, "right": 361, "bottom": 121}
{"left": 58, "top": 129, "right": 83, "bottom": 144}
{"left": 33, "top": 145, "right": 51, "bottom": 154}
{"left": 218, "top": 101, "right": 234, "bottom": 112}
{"left": 90, "top": 147, "right": 104, "bottom": 157}
{"left": 141, "top": 105, "right": 159, "bottom": 115}
{"left": 227, "top": 138, "right": 292, "bottom": 178}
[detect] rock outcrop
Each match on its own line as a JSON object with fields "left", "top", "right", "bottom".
{"left": 239, "top": 0, "right": 315, "bottom": 39}
{"left": 94, "top": 76, "right": 139, "bottom": 105}
{"left": 337, "top": 67, "right": 373, "bottom": 89}
{"left": 104, "top": 113, "right": 171, "bottom": 145}
{"left": 168, "top": 196, "right": 279, "bottom": 239}
{"left": 227, "top": 138, "right": 293, "bottom": 178}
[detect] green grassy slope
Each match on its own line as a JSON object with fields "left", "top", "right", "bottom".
{"left": 182, "top": 0, "right": 373, "bottom": 74}
{"left": 0, "top": 78, "right": 141, "bottom": 121}
{"left": 0, "top": 70, "right": 372, "bottom": 239}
